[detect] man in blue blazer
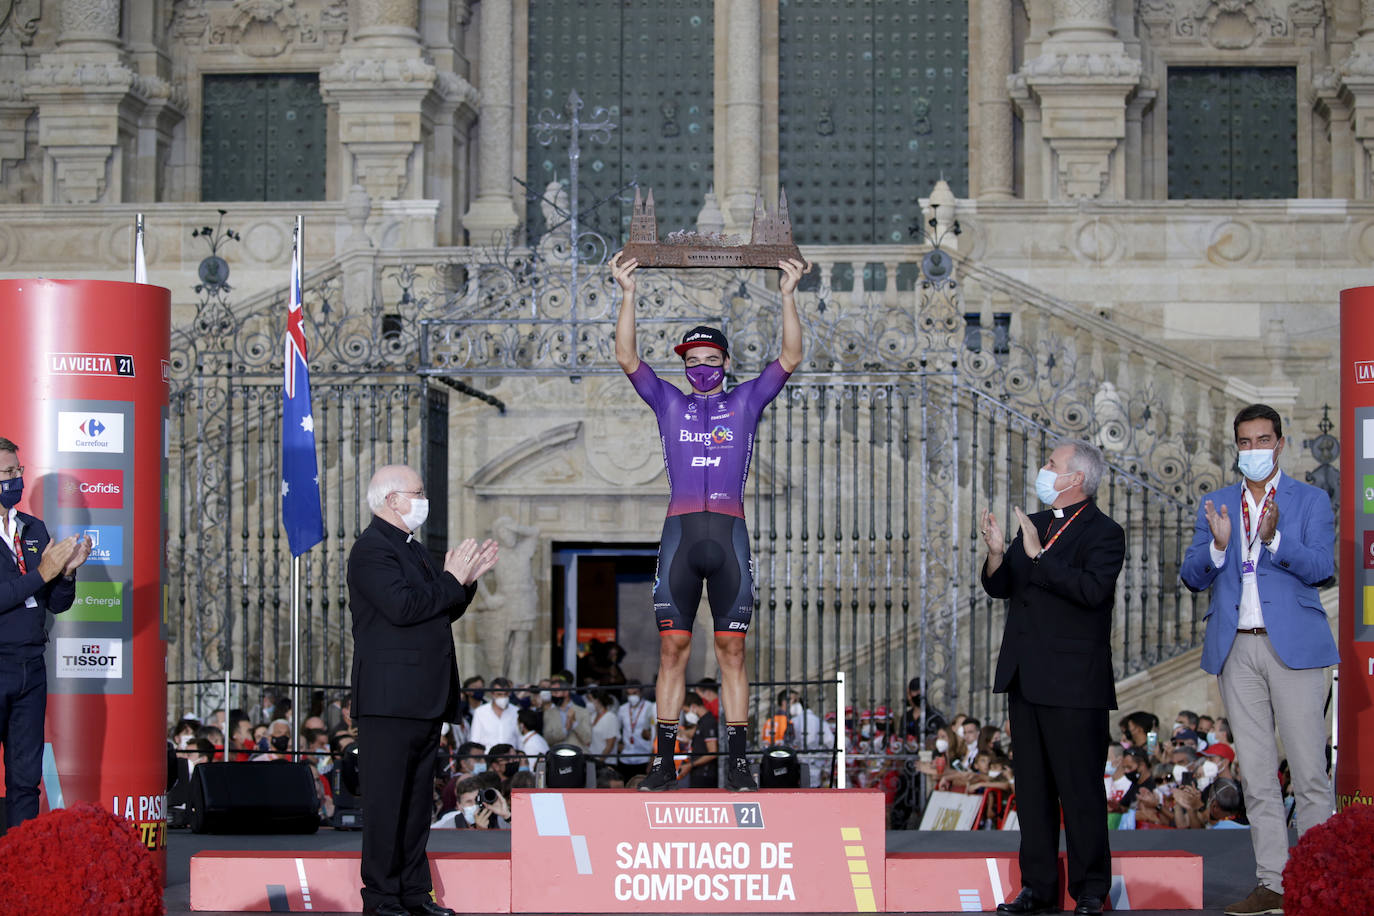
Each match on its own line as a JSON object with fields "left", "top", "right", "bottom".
{"left": 1181, "top": 404, "right": 1337, "bottom": 916}
{"left": 0, "top": 436, "right": 91, "bottom": 829}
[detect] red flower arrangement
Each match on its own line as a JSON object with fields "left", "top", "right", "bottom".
{"left": 0, "top": 802, "right": 164, "bottom": 915}
{"left": 1282, "top": 803, "right": 1374, "bottom": 916}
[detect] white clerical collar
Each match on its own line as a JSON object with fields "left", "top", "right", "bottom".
{"left": 1052, "top": 507, "right": 1064, "bottom": 518}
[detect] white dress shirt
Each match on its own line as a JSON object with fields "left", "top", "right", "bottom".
{"left": 469, "top": 700, "right": 520, "bottom": 751}
{"left": 1209, "top": 471, "right": 1283, "bottom": 630}
{"left": 2, "top": 508, "right": 37, "bottom": 608}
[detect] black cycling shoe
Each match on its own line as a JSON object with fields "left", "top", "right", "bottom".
{"left": 638, "top": 760, "right": 677, "bottom": 791}
{"left": 725, "top": 758, "right": 758, "bottom": 791}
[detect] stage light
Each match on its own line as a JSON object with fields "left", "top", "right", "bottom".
{"left": 759, "top": 746, "right": 801, "bottom": 788}
{"left": 544, "top": 743, "right": 588, "bottom": 788}
{"left": 340, "top": 743, "right": 362, "bottom": 796}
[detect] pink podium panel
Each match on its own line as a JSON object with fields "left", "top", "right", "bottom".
{"left": 189, "top": 851, "right": 511, "bottom": 913}
{"left": 510, "top": 789, "right": 886, "bottom": 912}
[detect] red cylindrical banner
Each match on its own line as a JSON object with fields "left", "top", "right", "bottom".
{"left": 1339, "top": 286, "right": 1374, "bottom": 811}
{"left": 0, "top": 279, "right": 170, "bottom": 871}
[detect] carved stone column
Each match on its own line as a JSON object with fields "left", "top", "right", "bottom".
{"left": 24, "top": 0, "right": 171, "bottom": 203}
{"left": 724, "top": 0, "right": 763, "bottom": 232}
{"left": 0, "top": 5, "right": 40, "bottom": 201}
{"left": 322, "top": 0, "right": 477, "bottom": 205}
{"left": 977, "top": 0, "right": 1014, "bottom": 199}
{"left": 1332, "top": 1, "right": 1374, "bottom": 198}
{"left": 1011, "top": 0, "right": 1140, "bottom": 200}
{"left": 462, "top": 0, "right": 521, "bottom": 240}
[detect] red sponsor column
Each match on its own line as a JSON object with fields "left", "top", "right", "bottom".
{"left": 1339, "top": 286, "right": 1374, "bottom": 811}
{"left": 0, "top": 279, "right": 170, "bottom": 871}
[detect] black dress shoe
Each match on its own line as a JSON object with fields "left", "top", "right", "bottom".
{"left": 407, "top": 903, "right": 459, "bottom": 916}
{"left": 362, "top": 904, "right": 410, "bottom": 916}
{"left": 1073, "top": 895, "right": 1104, "bottom": 916}
{"left": 996, "top": 887, "right": 1058, "bottom": 914}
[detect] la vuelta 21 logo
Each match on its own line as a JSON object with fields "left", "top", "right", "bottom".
{"left": 111, "top": 794, "right": 168, "bottom": 851}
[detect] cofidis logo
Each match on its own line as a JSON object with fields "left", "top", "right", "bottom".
{"left": 57, "top": 412, "right": 125, "bottom": 454}
{"left": 57, "top": 469, "right": 125, "bottom": 509}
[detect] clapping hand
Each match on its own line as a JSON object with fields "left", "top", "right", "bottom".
{"left": 1013, "top": 507, "right": 1042, "bottom": 558}
{"left": 979, "top": 508, "right": 1005, "bottom": 558}
{"left": 1203, "top": 500, "right": 1231, "bottom": 551}
{"left": 444, "top": 538, "right": 499, "bottom": 586}
{"left": 63, "top": 534, "right": 93, "bottom": 577}
{"left": 1257, "top": 501, "right": 1279, "bottom": 545}
{"left": 36, "top": 535, "right": 81, "bottom": 582}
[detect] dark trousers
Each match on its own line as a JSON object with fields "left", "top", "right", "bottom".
{"left": 1007, "top": 688, "right": 1110, "bottom": 903}
{"left": 358, "top": 714, "right": 442, "bottom": 910}
{"left": 0, "top": 655, "right": 47, "bottom": 829}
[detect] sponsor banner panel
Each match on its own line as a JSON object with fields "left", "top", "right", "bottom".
{"left": 511, "top": 789, "right": 885, "bottom": 912}
{"left": 1340, "top": 285, "right": 1374, "bottom": 812}
{"left": 0, "top": 278, "right": 170, "bottom": 871}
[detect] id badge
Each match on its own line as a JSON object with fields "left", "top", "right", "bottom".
{"left": 1241, "top": 559, "right": 1256, "bottom": 575}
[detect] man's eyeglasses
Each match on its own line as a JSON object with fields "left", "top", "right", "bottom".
{"left": 0, "top": 465, "right": 23, "bottom": 479}
{"left": 391, "top": 489, "right": 426, "bottom": 499}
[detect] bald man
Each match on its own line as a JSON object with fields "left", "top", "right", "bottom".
{"left": 348, "top": 464, "right": 498, "bottom": 916}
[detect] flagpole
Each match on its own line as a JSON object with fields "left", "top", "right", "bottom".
{"left": 290, "top": 214, "right": 303, "bottom": 759}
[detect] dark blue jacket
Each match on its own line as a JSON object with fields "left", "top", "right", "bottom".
{"left": 0, "top": 512, "right": 76, "bottom": 659}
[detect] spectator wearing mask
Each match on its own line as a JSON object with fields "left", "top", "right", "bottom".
{"left": 901, "top": 677, "right": 948, "bottom": 739}
{"left": 617, "top": 684, "right": 656, "bottom": 779}
{"left": 485, "top": 743, "right": 522, "bottom": 780}
{"left": 960, "top": 718, "right": 982, "bottom": 769}
{"left": 441, "top": 776, "right": 511, "bottom": 830}
{"left": 253, "top": 718, "right": 293, "bottom": 761}
{"left": 1203, "top": 778, "right": 1249, "bottom": 829}
{"left": 255, "top": 690, "right": 277, "bottom": 726}
{"left": 324, "top": 692, "right": 350, "bottom": 735}
{"left": 516, "top": 709, "right": 549, "bottom": 768}
{"left": 694, "top": 678, "right": 721, "bottom": 720}
{"left": 1118, "top": 711, "right": 1159, "bottom": 755}
{"left": 454, "top": 741, "right": 487, "bottom": 777}
{"left": 197, "top": 725, "right": 225, "bottom": 758}
{"left": 1204, "top": 742, "right": 1237, "bottom": 780}
{"left": 542, "top": 675, "right": 592, "bottom": 751}
{"left": 470, "top": 677, "right": 519, "bottom": 752}
{"left": 587, "top": 689, "right": 621, "bottom": 761}
{"left": 1198, "top": 714, "right": 1217, "bottom": 742}
{"left": 229, "top": 714, "right": 255, "bottom": 762}
{"left": 678, "top": 692, "right": 718, "bottom": 788}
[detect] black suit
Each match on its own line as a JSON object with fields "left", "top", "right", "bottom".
{"left": 347, "top": 517, "right": 476, "bottom": 912}
{"left": 981, "top": 498, "right": 1123, "bottom": 904}
{"left": 1, "top": 511, "right": 75, "bottom": 828}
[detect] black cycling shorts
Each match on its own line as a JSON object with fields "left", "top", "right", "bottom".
{"left": 653, "top": 511, "right": 755, "bottom": 635}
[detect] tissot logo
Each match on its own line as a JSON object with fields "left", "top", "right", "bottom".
{"left": 48, "top": 352, "right": 135, "bottom": 378}
{"left": 57, "top": 469, "right": 125, "bottom": 509}
{"left": 1358, "top": 361, "right": 1374, "bottom": 383}
{"left": 55, "top": 637, "right": 122, "bottom": 679}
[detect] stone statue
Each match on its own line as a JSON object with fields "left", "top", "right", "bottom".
{"left": 476, "top": 516, "right": 540, "bottom": 683}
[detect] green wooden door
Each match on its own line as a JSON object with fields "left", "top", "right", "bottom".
{"left": 202, "top": 74, "right": 327, "bottom": 202}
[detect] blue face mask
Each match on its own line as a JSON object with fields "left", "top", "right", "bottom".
{"left": 471, "top": 762, "right": 487, "bottom": 775}
{"left": 0, "top": 476, "right": 22, "bottom": 510}
{"left": 1237, "top": 448, "right": 1276, "bottom": 482}
{"left": 1034, "top": 467, "right": 1064, "bottom": 505}
{"left": 471, "top": 688, "right": 486, "bottom": 704}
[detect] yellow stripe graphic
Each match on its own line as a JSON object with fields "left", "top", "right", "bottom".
{"left": 841, "top": 826, "right": 877, "bottom": 912}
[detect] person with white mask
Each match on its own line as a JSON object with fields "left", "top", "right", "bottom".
{"left": 469, "top": 677, "right": 521, "bottom": 754}
{"left": 1182, "top": 403, "right": 1336, "bottom": 916}
{"left": 980, "top": 439, "right": 1124, "bottom": 916}
{"left": 616, "top": 684, "right": 657, "bottom": 780}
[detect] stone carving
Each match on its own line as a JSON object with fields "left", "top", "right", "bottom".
{"left": 319, "top": 55, "right": 436, "bottom": 85}
{"left": 1142, "top": 0, "right": 1321, "bottom": 48}
{"left": 227, "top": 0, "right": 300, "bottom": 57}
{"left": 1021, "top": 51, "right": 1142, "bottom": 80}
{"left": 1051, "top": 0, "right": 1113, "bottom": 24}
{"left": 476, "top": 517, "right": 540, "bottom": 683}
{"left": 57, "top": 0, "right": 120, "bottom": 37}
{"left": 0, "top": 0, "right": 41, "bottom": 47}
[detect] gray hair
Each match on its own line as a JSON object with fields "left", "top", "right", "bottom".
{"left": 0, "top": 436, "right": 17, "bottom": 454}
{"left": 1055, "top": 438, "right": 1106, "bottom": 497}
{"left": 366, "top": 464, "right": 416, "bottom": 514}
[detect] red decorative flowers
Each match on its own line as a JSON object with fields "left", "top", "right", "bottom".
{"left": 1282, "top": 803, "right": 1374, "bottom": 916}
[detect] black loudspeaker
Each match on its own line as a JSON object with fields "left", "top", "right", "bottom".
{"left": 758, "top": 746, "right": 801, "bottom": 788}
{"left": 189, "top": 762, "right": 320, "bottom": 834}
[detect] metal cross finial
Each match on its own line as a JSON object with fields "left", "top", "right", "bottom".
{"left": 534, "top": 90, "right": 617, "bottom": 327}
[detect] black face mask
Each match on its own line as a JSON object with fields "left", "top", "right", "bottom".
{"left": 0, "top": 476, "right": 22, "bottom": 510}
{"left": 471, "top": 689, "right": 486, "bottom": 704}
{"left": 271, "top": 734, "right": 289, "bottom": 752}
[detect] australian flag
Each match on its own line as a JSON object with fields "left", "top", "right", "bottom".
{"left": 282, "top": 218, "right": 324, "bottom": 556}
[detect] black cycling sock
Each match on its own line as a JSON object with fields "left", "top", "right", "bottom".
{"left": 654, "top": 718, "right": 679, "bottom": 766}
{"left": 726, "top": 721, "right": 748, "bottom": 761}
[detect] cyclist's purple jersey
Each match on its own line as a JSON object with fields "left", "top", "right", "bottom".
{"left": 627, "top": 359, "right": 791, "bottom": 519}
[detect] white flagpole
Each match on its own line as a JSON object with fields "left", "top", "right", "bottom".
{"left": 134, "top": 213, "right": 147, "bottom": 284}
{"left": 290, "top": 214, "right": 303, "bottom": 758}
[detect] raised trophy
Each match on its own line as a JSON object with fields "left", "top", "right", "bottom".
{"left": 619, "top": 187, "right": 803, "bottom": 269}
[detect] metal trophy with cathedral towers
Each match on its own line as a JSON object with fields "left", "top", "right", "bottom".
{"left": 620, "top": 187, "right": 803, "bottom": 268}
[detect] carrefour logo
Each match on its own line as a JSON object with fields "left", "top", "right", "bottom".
{"left": 57, "top": 411, "right": 125, "bottom": 454}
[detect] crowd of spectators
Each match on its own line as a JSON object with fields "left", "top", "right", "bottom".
{"left": 166, "top": 663, "right": 1311, "bottom": 835}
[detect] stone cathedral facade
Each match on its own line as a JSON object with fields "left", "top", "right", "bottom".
{"left": 0, "top": 0, "right": 1357, "bottom": 726}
